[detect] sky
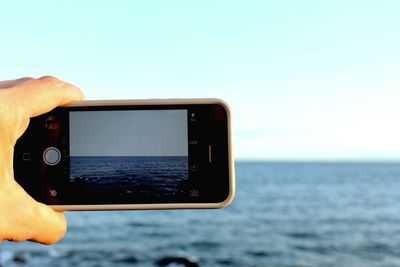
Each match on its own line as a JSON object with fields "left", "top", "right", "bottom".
{"left": 1, "top": 1, "right": 400, "bottom": 160}
{"left": 70, "top": 110, "right": 188, "bottom": 157}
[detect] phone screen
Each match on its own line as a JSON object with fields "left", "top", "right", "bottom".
{"left": 14, "top": 103, "right": 230, "bottom": 206}
{"left": 69, "top": 110, "right": 189, "bottom": 201}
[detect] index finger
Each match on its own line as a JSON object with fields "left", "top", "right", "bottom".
{"left": 7, "top": 76, "right": 85, "bottom": 118}
{"left": 0, "top": 77, "right": 34, "bottom": 89}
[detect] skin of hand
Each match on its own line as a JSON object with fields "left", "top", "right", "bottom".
{"left": 0, "top": 76, "right": 84, "bottom": 244}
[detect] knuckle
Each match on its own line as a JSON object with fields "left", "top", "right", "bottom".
{"left": 39, "top": 75, "right": 59, "bottom": 83}
{"left": 17, "top": 77, "right": 34, "bottom": 82}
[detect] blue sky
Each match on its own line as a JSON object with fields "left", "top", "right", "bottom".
{"left": 1, "top": 1, "right": 400, "bottom": 160}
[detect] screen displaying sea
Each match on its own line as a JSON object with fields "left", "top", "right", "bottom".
{"left": 69, "top": 156, "right": 189, "bottom": 201}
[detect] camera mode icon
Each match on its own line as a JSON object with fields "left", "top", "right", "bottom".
{"left": 190, "top": 189, "right": 200, "bottom": 197}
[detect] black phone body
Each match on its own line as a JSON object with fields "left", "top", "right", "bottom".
{"left": 13, "top": 99, "right": 235, "bottom": 210}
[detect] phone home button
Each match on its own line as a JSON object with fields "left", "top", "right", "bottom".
{"left": 43, "top": 147, "right": 61, "bottom": 166}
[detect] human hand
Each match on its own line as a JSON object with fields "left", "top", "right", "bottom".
{"left": 0, "top": 76, "right": 84, "bottom": 244}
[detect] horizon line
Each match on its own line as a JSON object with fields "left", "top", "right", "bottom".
{"left": 235, "top": 159, "right": 400, "bottom": 163}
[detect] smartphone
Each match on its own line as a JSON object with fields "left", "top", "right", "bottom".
{"left": 13, "top": 99, "right": 235, "bottom": 210}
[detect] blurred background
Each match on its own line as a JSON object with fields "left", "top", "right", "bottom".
{"left": 1, "top": 1, "right": 400, "bottom": 266}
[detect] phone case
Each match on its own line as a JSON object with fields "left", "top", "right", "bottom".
{"left": 50, "top": 98, "right": 235, "bottom": 211}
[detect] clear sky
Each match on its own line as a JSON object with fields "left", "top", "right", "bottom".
{"left": 1, "top": 1, "right": 400, "bottom": 160}
{"left": 70, "top": 110, "right": 188, "bottom": 157}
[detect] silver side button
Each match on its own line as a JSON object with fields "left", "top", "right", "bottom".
{"left": 208, "top": 145, "right": 212, "bottom": 163}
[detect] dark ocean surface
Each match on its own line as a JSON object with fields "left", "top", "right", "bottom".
{"left": 69, "top": 156, "right": 189, "bottom": 201}
{"left": 3, "top": 162, "right": 400, "bottom": 267}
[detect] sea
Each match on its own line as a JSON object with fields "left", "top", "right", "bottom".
{"left": 69, "top": 156, "right": 189, "bottom": 202}
{"left": 2, "top": 162, "right": 400, "bottom": 267}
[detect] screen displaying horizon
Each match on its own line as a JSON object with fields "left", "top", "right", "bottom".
{"left": 68, "top": 109, "right": 189, "bottom": 203}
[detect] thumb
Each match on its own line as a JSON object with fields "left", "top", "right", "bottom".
{"left": 28, "top": 202, "right": 67, "bottom": 244}
{"left": 1, "top": 182, "right": 67, "bottom": 245}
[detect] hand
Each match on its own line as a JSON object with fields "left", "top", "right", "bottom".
{"left": 0, "top": 76, "right": 84, "bottom": 244}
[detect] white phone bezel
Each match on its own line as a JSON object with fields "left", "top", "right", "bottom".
{"left": 49, "top": 98, "right": 235, "bottom": 211}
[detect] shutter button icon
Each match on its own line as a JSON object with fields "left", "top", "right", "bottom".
{"left": 43, "top": 147, "right": 61, "bottom": 166}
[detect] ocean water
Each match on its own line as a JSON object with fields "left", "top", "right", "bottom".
{"left": 69, "top": 156, "right": 189, "bottom": 203}
{"left": 3, "top": 162, "right": 400, "bottom": 267}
